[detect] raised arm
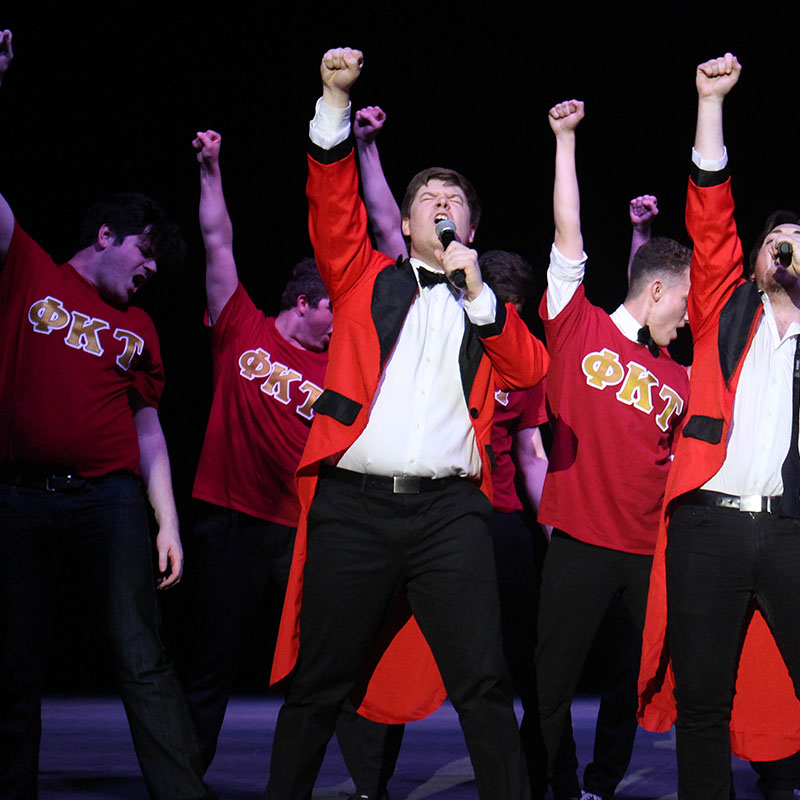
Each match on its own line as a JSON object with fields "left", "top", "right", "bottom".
{"left": 193, "top": 130, "right": 237, "bottom": 323}
{"left": 132, "top": 397, "right": 183, "bottom": 590}
{"left": 685, "top": 54, "right": 744, "bottom": 331}
{"left": 550, "top": 100, "right": 584, "bottom": 261}
{"left": 354, "top": 106, "right": 408, "bottom": 260}
{"left": 0, "top": 30, "right": 16, "bottom": 263}
{"left": 308, "top": 48, "right": 378, "bottom": 300}
{"left": 694, "top": 53, "right": 741, "bottom": 162}
{"left": 627, "top": 195, "right": 658, "bottom": 279}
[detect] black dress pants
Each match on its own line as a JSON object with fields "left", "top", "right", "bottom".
{"left": 265, "top": 474, "right": 530, "bottom": 800}
{"left": 667, "top": 501, "right": 800, "bottom": 800}
{"left": 535, "top": 533, "right": 651, "bottom": 799}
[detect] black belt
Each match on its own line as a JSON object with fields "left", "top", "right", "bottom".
{"left": 320, "top": 465, "right": 468, "bottom": 495}
{"left": 0, "top": 470, "right": 131, "bottom": 493}
{"left": 676, "top": 489, "right": 782, "bottom": 514}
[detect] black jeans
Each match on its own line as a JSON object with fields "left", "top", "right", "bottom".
{"left": 178, "top": 504, "right": 296, "bottom": 769}
{"left": 667, "top": 501, "right": 800, "bottom": 800}
{"left": 178, "top": 502, "right": 403, "bottom": 794}
{"left": 265, "top": 475, "right": 530, "bottom": 800}
{"left": 751, "top": 751, "right": 800, "bottom": 800}
{"left": 0, "top": 475, "right": 212, "bottom": 800}
{"left": 491, "top": 510, "right": 548, "bottom": 798}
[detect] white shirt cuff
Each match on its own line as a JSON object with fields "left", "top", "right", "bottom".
{"left": 464, "top": 284, "right": 497, "bottom": 326}
{"left": 691, "top": 145, "right": 728, "bottom": 172}
{"left": 309, "top": 97, "right": 351, "bottom": 150}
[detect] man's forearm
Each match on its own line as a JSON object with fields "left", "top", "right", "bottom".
{"left": 628, "top": 227, "right": 651, "bottom": 278}
{"left": 134, "top": 403, "right": 183, "bottom": 588}
{"left": 199, "top": 164, "right": 233, "bottom": 249}
{"left": 322, "top": 82, "right": 349, "bottom": 109}
{"left": 694, "top": 97, "right": 726, "bottom": 163}
{"left": 356, "top": 138, "right": 407, "bottom": 258}
{"left": 193, "top": 131, "right": 230, "bottom": 245}
{"left": 135, "top": 405, "right": 179, "bottom": 534}
{"left": 553, "top": 132, "right": 583, "bottom": 260}
{"left": 693, "top": 54, "right": 740, "bottom": 163}
{"left": 198, "top": 160, "right": 237, "bottom": 321}
{"left": 517, "top": 428, "right": 547, "bottom": 513}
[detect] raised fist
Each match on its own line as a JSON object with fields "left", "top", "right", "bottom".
{"left": 321, "top": 47, "right": 363, "bottom": 105}
{"left": 629, "top": 195, "right": 659, "bottom": 228}
{"left": 549, "top": 99, "right": 584, "bottom": 135}
{"left": 193, "top": 130, "right": 222, "bottom": 167}
{"left": 696, "top": 53, "right": 741, "bottom": 99}
{"left": 354, "top": 106, "right": 386, "bottom": 143}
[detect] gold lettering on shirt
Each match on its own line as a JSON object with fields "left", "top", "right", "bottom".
{"left": 239, "top": 348, "right": 272, "bottom": 380}
{"left": 65, "top": 312, "right": 110, "bottom": 356}
{"left": 656, "top": 384, "right": 685, "bottom": 432}
{"left": 114, "top": 329, "right": 145, "bottom": 370}
{"left": 581, "top": 349, "right": 625, "bottom": 389}
{"left": 494, "top": 389, "right": 510, "bottom": 406}
{"left": 261, "top": 362, "right": 302, "bottom": 405}
{"left": 616, "top": 361, "right": 659, "bottom": 414}
{"left": 238, "top": 347, "right": 323, "bottom": 420}
{"left": 580, "top": 346, "right": 684, "bottom": 432}
{"left": 27, "top": 296, "right": 151, "bottom": 367}
{"left": 296, "top": 380, "right": 324, "bottom": 420}
{"left": 28, "top": 296, "right": 70, "bottom": 333}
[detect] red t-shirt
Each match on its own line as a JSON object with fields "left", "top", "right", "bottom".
{"left": 0, "top": 224, "right": 163, "bottom": 477}
{"left": 538, "top": 285, "right": 689, "bottom": 554}
{"left": 491, "top": 382, "right": 547, "bottom": 513}
{"left": 192, "top": 283, "right": 328, "bottom": 526}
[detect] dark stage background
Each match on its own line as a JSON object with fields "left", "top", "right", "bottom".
{"left": 2, "top": 11, "right": 793, "bottom": 690}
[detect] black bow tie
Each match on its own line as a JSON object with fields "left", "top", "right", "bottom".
{"left": 637, "top": 325, "right": 659, "bottom": 358}
{"left": 417, "top": 267, "right": 448, "bottom": 288}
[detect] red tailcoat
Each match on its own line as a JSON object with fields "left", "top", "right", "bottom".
{"left": 270, "top": 140, "right": 549, "bottom": 724}
{"left": 638, "top": 169, "right": 800, "bottom": 760}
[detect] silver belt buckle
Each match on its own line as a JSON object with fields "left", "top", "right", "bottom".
{"left": 738, "top": 495, "right": 763, "bottom": 512}
{"left": 392, "top": 476, "right": 420, "bottom": 494}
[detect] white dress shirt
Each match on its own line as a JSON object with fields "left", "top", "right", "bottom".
{"left": 704, "top": 294, "right": 800, "bottom": 496}
{"left": 310, "top": 98, "right": 497, "bottom": 478}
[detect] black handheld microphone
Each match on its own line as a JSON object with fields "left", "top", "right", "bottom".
{"left": 778, "top": 241, "right": 794, "bottom": 268}
{"left": 435, "top": 219, "right": 466, "bottom": 289}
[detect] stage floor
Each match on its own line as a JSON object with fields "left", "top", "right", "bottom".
{"left": 39, "top": 694, "right": 770, "bottom": 799}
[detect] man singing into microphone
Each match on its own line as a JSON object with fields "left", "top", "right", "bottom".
{"left": 265, "top": 47, "right": 548, "bottom": 800}
{"left": 638, "top": 53, "right": 800, "bottom": 800}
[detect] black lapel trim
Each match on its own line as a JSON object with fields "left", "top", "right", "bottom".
{"left": 458, "top": 314, "right": 484, "bottom": 407}
{"left": 718, "top": 281, "right": 761, "bottom": 386}
{"left": 371, "top": 258, "right": 419, "bottom": 368}
{"left": 308, "top": 136, "right": 354, "bottom": 166}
